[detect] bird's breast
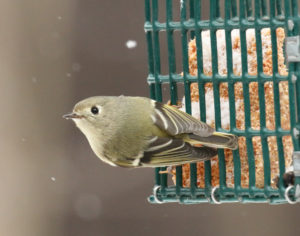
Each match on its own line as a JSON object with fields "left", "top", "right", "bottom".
{"left": 83, "top": 133, "right": 116, "bottom": 167}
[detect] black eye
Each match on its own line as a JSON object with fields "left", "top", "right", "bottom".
{"left": 91, "top": 106, "right": 99, "bottom": 115}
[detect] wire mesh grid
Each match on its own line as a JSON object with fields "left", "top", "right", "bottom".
{"left": 145, "top": 0, "right": 300, "bottom": 204}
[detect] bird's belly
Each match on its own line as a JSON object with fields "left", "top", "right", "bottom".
{"left": 92, "top": 144, "right": 117, "bottom": 167}
{"left": 97, "top": 154, "right": 117, "bottom": 167}
{"left": 87, "top": 136, "right": 118, "bottom": 167}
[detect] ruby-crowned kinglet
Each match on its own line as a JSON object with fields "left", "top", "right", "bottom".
{"left": 63, "top": 96, "right": 238, "bottom": 167}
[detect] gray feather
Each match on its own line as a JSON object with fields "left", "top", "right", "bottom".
{"left": 153, "top": 102, "right": 215, "bottom": 137}
{"left": 140, "top": 137, "right": 217, "bottom": 167}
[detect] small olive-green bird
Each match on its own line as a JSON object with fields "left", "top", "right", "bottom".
{"left": 64, "top": 96, "right": 238, "bottom": 167}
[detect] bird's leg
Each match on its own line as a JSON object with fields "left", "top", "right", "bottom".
{"left": 273, "top": 171, "right": 295, "bottom": 188}
{"left": 159, "top": 166, "right": 173, "bottom": 174}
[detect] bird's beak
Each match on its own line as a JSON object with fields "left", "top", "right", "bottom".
{"left": 63, "top": 112, "right": 83, "bottom": 120}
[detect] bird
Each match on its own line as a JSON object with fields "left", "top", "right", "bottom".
{"left": 63, "top": 96, "right": 238, "bottom": 168}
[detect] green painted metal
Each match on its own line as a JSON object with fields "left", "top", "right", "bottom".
{"left": 145, "top": 0, "right": 300, "bottom": 204}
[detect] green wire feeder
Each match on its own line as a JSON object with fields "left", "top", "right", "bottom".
{"left": 145, "top": 0, "right": 300, "bottom": 204}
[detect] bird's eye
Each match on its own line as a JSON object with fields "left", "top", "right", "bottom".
{"left": 91, "top": 106, "right": 99, "bottom": 115}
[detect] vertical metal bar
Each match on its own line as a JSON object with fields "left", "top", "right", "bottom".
{"left": 217, "top": 0, "right": 227, "bottom": 190}
{"left": 178, "top": 0, "right": 191, "bottom": 198}
{"left": 210, "top": 0, "right": 220, "bottom": 20}
{"left": 291, "top": 0, "right": 299, "bottom": 20}
{"left": 216, "top": 0, "right": 228, "bottom": 195}
{"left": 181, "top": 0, "right": 191, "bottom": 115}
{"left": 225, "top": 0, "right": 242, "bottom": 195}
{"left": 240, "top": 0, "right": 256, "bottom": 196}
{"left": 145, "top": 0, "right": 155, "bottom": 81}
{"left": 231, "top": 0, "right": 238, "bottom": 18}
{"left": 210, "top": 0, "right": 225, "bottom": 200}
{"left": 189, "top": 0, "right": 197, "bottom": 197}
{"left": 216, "top": 1, "right": 227, "bottom": 195}
{"left": 189, "top": 0, "right": 195, "bottom": 19}
{"left": 199, "top": 0, "right": 211, "bottom": 198}
{"left": 261, "top": 0, "right": 268, "bottom": 17}
{"left": 190, "top": 0, "right": 195, "bottom": 38}
{"left": 270, "top": 0, "right": 285, "bottom": 195}
{"left": 210, "top": 4, "right": 222, "bottom": 132}
{"left": 166, "top": 0, "right": 180, "bottom": 197}
{"left": 195, "top": 0, "right": 206, "bottom": 125}
{"left": 152, "top": 0, "right": 163, "bottom": 103}
{"left": 152, "top": 0, "right": 167, "bottom": 191}
{"left": 276, "top": 135, "right": 285, "bottom": 195}
{"left": 217, "top": 152, "right": 226, "bottom": 192}
{"left": 239, "top": 0, "right": 246, "bottom": 18}
{"left": 166, "top": 0, "right": 178, "bottom": 105}
{"left": 204, "top": 161, "right": 212, "bottom": 198}
{"left": 276, "top": 0, "right": 283, "bottom": 16}
{"left": 246, "top": 0, "right": 253, "bottom": 18}
{"left": 145, "top": 0, "right": 161, "bottom": 187}
{"left": 255, "top": 0, "right": 271, "bottom": 194}
{"left": 270, "top": 1, "right": 281, "bottom": 133}
{"left": 216, "top": 0, "right": 221, "bottom": 18}
{"left": 145, "top": 0, "right": 151, "bottom": 22}
{"left": 284, "top": 0, "right": 291, "bottom": 33}
{"left": 175, "top": 166, "right": 182, "bottom": 196}
{"left": 194, "top": 0, "right": 206, "bottom": 194}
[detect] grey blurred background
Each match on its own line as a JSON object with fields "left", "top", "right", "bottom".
{"left": 1, "top": 1, "right": 300, "bottom": 236}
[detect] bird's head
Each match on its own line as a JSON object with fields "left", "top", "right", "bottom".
{"left": 63, "top": 96, "right": 112, "bottom": 136}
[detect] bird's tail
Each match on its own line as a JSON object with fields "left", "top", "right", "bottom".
{"left": 187, "top": 132, "right": 239, "bottom": 150}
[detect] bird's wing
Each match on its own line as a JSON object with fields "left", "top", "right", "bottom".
{"left": 152, "top": 101, "right": 214, "bottom": 137}
{"left": 139, "top": 137, "right": 216, "bottom": 167}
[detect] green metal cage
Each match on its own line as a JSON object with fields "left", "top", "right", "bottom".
{"left": 145, "top": 0, "right": 300, "bottom": 204}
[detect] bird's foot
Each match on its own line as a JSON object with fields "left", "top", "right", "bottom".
{"left": 273, "top": 171, "right": 295, "bottom": 188}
